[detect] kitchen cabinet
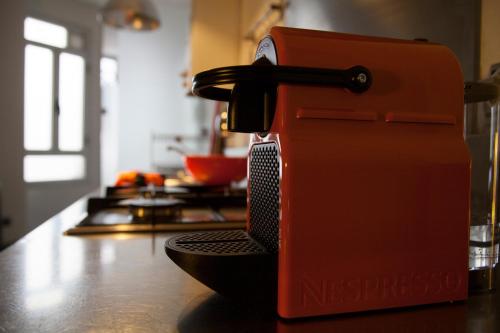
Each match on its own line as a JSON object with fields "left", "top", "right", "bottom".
{"left": 481, "top": 0, "right": 500, "bottom": 78}
{"left": 187, "top": 0, "right": 285, "bottom": 91}
{"left": 190, "top": 0, "right": 240, "bottom": 76}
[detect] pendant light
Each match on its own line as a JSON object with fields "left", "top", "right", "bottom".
{"left": 101, "top": 0, "right": 161, "bottom": 31}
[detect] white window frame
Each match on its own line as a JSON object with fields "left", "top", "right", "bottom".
{"left": 23, "top": 15, "right": 90, "bottom": 185}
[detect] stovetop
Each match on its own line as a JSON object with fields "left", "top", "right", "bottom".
{"left": 64, "top": 184, "right": 247, "bottom": 235}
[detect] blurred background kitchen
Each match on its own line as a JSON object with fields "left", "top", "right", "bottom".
{"left": 0, "top": 0, "right": 499, "bottom": 248}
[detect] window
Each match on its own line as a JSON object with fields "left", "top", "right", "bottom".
{"left": 24, "top": 17, "right": 68, "bottom": 48}
{"left": 23, "top": 17, "right": 87, "bottom": 183}
{"left": 100, "top": 57, "right": 119, "bottom": 186}
{"left": 58, "top": 53, "right": 85, "bottom": 151}
{"left": 24, "top": 45, "right": 53, "bottom": 151}
{"left": 24, "top": 155, "right": 86, "bottom": 182}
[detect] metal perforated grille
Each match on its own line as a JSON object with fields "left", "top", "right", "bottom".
{"left": 249, "top": 143, "right": 280, "bottom": 253}
{"left": 174, "top": 240, "right": 265, "bottom": 255}
{"left": 168, "top": 230, "right": 267, "bottom": 255}
{"left": 173, "top": 230, "right": 248, "bottom": 243}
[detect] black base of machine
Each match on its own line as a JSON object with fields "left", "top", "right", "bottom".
{"left": 165, "top": 230, "right": 277, "bottom": 305}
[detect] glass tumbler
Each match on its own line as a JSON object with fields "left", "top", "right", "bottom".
{"left": 464, "top": 82, "right": 500, "bottom": 292}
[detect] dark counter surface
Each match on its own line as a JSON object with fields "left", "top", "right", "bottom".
{"left": 0, "top": 195, "right": 499, "bottom": 332}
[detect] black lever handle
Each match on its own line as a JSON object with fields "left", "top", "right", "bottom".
{"left": 192, "top": 62, "right": 372, "bottom": 133}
{"left": 192, "top": 64, "right": 372, "bottom": 101}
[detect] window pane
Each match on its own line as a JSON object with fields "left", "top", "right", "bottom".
{"left": 24, "top": 45, "right": 53, "bottom": 151}
{"left": 59, "top": 53, "right": 85, "bottom": 151}
{"left": 100, "top": 57, "right": 118, "bottom": 86}
{"left": 24, "top": 17, "right": 68, "bottom": 48}
{"left": 24, "top": 155, "right": 85, "bottom": 182}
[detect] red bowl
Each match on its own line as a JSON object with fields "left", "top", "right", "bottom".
{"left": 183, "top": 155, "right": 247, "bottom": 185}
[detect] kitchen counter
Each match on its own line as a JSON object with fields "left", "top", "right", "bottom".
{"left": 0, "top": 195, "right": 499, "bottom": 332}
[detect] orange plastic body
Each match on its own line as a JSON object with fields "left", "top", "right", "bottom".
{"left": 251, "top": 27, "right": 470, "bottom": 318}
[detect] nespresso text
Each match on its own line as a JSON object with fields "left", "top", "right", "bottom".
{"left": 300, "top": 272, "right": 463, "bottom": 306}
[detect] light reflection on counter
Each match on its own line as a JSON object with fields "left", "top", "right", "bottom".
{"left": 24, "top": 221, "right": 54, "bottom": 291}
{"left": 110, "top": 233, "right": 141, "bottom": 241}
{"left": 100, "top": 242, "right": 116, "bottom": 265}
{"left": 60, "top": 238, "right": 83, "bottom": 282}
{"left": 25, "top": 222, "right": 87, "bottom": 290}
{"left": 25, "top": 288, "right": 65, "bottom": 311}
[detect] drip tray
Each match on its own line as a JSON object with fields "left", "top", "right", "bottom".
{"left": 165, "top": 230, "right": 277, "bottom": 304}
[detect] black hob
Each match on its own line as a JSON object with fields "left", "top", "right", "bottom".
{"left": 64, "top": 184, "right": 246, "bottom": 235}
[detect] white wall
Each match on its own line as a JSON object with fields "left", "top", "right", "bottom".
{"left": 113, "top": 0, "right": 210, "bottom": 175}
{"left": 285, "top": 0, "right": 480, "bottom": 81}
{"left": 0, "top": 0, "right": 103, "bottom": 244}
{"left": 0, "top": 0, "right": 26, "bottom": 246}
{"left": 23, "top": 0, "right": 102, "bottom": 233}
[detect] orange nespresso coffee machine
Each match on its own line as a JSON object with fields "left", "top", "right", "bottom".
{"left": 165, "top": 27, "right": 470, "bottom": 318}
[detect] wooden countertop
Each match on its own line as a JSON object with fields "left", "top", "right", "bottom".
{"left": 0, "top": 194, "right": 499, "bottom": 332}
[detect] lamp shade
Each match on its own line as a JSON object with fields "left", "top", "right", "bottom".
{"left": 101, "top": 0, "right": 161, "bottom": 31}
